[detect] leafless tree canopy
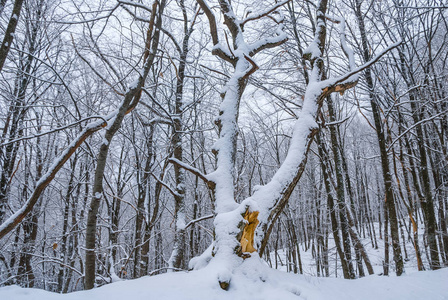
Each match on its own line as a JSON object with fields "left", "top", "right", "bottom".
{"left": 0, "top": 0, "right": 447, "bottom": 292}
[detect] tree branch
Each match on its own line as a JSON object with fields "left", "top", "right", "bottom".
{"left": 168, "top": 157, "right": 215, "bottom": 189}
{"left": 241, "top": 0, "right": 291, "bottom": 27}
{"left": 185, "top": 214, "right": 214, "bottom": 229}
{"left": 196, "top": 0, "right": 236, "bottom": 64}
{"left": 320, "top": 41, "right": 402, "bottom": 99}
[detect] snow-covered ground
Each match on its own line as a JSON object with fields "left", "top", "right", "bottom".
{"left": 0, "top": 256, "right": 447, "bottom": 300}
{"left": 2, "top": 223, "right": 447, "bottom": 300}
{"left": 270, "top": 222, "right": 439, "bottom": 277}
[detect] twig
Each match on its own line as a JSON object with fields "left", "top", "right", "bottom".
{"left": 185, "top": 214, "right": 214, "bottom": 229}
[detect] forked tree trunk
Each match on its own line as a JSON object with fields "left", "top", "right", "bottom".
{"left": 190, "top": 0, "right": 397, "bottom": 289}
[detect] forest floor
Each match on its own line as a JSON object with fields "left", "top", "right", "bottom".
{"left": 0, "top": 258, "right": 447, "bottom": 300}
{"left": 1, "top": 224, "right": 448, "bottom": 300}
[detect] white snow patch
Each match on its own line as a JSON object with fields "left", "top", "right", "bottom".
{"left": 189, "top": 243, "right": 213, "bottom": 270}
{"left": 176, "top": 211, "right": 186, "bottom": 230}
{"left": 1, "top": 258, "right": 447, "bottom": 300}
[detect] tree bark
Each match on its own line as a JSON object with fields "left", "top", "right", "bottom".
{"left": 353, "top": 0, "right": 404, "bottom": 276}
{"left": 0, "top": 0, "right": 24, "bottom": 72}
{"left": 84, "top": 2, "right": 164, "bottom": 289}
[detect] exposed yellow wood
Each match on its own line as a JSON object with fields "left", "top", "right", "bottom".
{"left": 240, "top": 210, "right": 259, "bottom": 254}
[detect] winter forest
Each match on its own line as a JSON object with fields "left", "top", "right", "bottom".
{"left": 0, "top": 0, "right": 447, "bottom": 298}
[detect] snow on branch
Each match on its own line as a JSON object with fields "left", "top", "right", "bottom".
{"left": 240, "top": 0, "right": 291, "bottom": 27}
{"left": 244, "top": 10, "right": 401, "bottom": 255}
{"left": 0, "top": 4, "right": 163, "bottom": 238}
{"left": 168, "top": 158, "right": 215, "bottom": 189}
{"left": 150, "top": 173, "right": 180, "bottom": 198}
{"left": 140, "top": 116, "right": 173, "bottom": 126}
{"left": 50, "top": 4, "right": 120, "bottom": 25}
{"left": 248, "top": 23, "right": 288, "bottom": 56}
{"left": 336, "top": 16, "right": 356, "bottom": 70}
{"left": 196, "top": 0, "right": 235, "bottom": 64}
{"left": 387, "top": 107, "right": 448, "bottom": 152}
{"left": 0, "top": 115, "right": 108, "bottom": 147}
{"left": 319, "top": 41, "right": 402, "bottom": 99}
{"left": 0, "top": 118, "right": 107, "bottom": 239}
{"left": 185, "top": 214, "right": 214, "bottom": 229}
{"left": 0, "top": 71, "right": 145, "bottom": 238}
{"left": 118, "top": 0, "right": 154, "bottom": 12}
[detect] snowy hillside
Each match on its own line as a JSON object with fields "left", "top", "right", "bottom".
{"left": 1, "top": 256, "right": 447, "bottom": 300}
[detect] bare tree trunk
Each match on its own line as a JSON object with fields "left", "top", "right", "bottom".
{"left": 133, "top": 131, "right": 153, "bottom": 277}
{"left": 18, "top": 124, "right": 44, "bottom": 287}
{"left": 0, "top": 4, "right": 40, "bottom": 223}
{"left": 383, "top": 207, "right": 389, "bottom": 276}
{"left": 326, "top": 96, "right": 355, "bottom": 279}
{"left": 0, "top": 0, "right": 24, "bottom": 72}
{"left": 316, "top": 132, "right": 351, "bottom": 279}
{"left": 57, "top": 157, "right": 77, "bottom": 292}
{"left": 168, "top": 0, "right": 194, "bottom": 269}
{"left": 62, "top": 158, "right": 85, "bottom": 293}
{"left": 396, "top": 113, "right": 424, "bottom": 271}
{"left": 407, "top": 93, "right": 440, "bottom": 270}
{"left": 353, "top": 0, "right": 403, "bottom": 276}
{"left": 84, "top": 2, "right": 164, "bottom": 289}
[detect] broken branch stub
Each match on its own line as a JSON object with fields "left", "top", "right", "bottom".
{"left": 237, "top": 210, "right": 259, "bottom": 258}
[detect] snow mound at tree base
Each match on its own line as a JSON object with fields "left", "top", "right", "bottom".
{"left": 1, "top": 257, "right": 447, "bottom": 300}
